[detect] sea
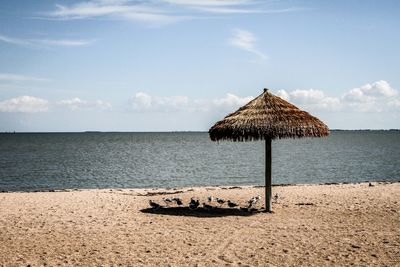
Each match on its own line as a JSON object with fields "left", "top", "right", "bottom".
{"left": 0, "top": 131, "right": 399, "bottom": 192}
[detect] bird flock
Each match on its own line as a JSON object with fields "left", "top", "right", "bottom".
{"left": 148, "top": 194, "right": 276, "bottom": 211}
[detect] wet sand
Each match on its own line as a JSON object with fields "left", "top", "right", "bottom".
{"left": 0, "top": 182, "right": 399, "bottom": 266}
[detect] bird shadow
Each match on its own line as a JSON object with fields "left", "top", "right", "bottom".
{"left": 140, "top": 206, "right": 261, "bottom": 217}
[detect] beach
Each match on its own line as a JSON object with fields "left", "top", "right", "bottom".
{"left": 0, "top": 182, "right": 399, "bottom": 266}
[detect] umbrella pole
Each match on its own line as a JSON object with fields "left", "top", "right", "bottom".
{"left": 265, "top": 138, "right": 272, "bottom": 212}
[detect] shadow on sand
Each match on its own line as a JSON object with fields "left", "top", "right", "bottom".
{"left": 140, "top": 207, "right": 262, "bottom": 217}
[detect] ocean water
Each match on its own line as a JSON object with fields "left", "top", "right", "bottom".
{"left": 0, "top": 131, "right": 399, "bottom": 191}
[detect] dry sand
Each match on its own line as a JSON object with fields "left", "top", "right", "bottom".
{"left": 0, "top": 182, "right": 399, "bottom": 266}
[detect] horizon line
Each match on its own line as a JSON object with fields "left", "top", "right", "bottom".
{"left": 1, "top": 129, "right": 399, "bottom": 134}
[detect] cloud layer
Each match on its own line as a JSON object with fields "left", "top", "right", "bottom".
{"left": 130, "top": 80, "right": 398, "bottom": 114}
{"left": 276, "top": 80, "right": 399, "bottom": 112}
{"left": 1, "top": 81, "right": 398, "bottom": 116}
{"left": 0, "top": 96, "right": 111, "bottom": 113}
{"left": 130, "top": 92, "right": 253, "bottom": 112}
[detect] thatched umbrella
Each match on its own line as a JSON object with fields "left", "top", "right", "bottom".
{"left": 209, "top": 88, "right": 329, "bottom": 212}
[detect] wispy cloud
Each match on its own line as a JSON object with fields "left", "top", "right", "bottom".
{"left": 0, "top": 73, "right": 49, "bottom": 82}
{"left": 170, "top": 0, "right": 301, "bottom": 14}
{"left": 192, "top": 7, "right": 264, "bottom": 14}
{"left": 42, "top": 0, "right": 301, "bottom": 25}
{"left": 0, "top": 34, "right": 94, "bottom": 48}
{"left": 35, "top": 39, "right": 94, "bottom": 47}
{"left": 0, "top": 35, "right": 30, "bottom": 46}
{"left": 45, "top": 1, "right": 183, "bottom": 26}
{"left": 228, "top": 29, "right": 267, "bottom": 60}
{"left": 163, "top": 0, "right": 253, "bottom": 6}
{"left": 164, "top": 0, "right": 301, "bottom": 14}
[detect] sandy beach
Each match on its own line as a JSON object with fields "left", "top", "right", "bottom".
{"left": 0, "top": 182, "right": 399, "bottom": 266}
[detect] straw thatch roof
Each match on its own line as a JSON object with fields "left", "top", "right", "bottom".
{"left": 209, "top": 89, "right": 329, "bottom": 141}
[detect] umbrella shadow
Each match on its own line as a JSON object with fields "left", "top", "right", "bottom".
{"left": 140, "top": 206, "right": 261, "bottom": 217}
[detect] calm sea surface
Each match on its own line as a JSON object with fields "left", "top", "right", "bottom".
{"left": 0, "top": 131, "right": 399, "bottom": 191}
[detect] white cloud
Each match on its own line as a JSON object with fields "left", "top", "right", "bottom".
{"left": 388, "top": 99, "right": 400, "bottom": 109}
{"left": 130, "top": 91, "right": 252, "bottom": 112}
{"left": 290, "top": 89, "right": 325, "bottom": 104}
{"left": 340, "top": 81, "right": 398, "bottom": 112}
{"left": 274, "top": 80, "right": 398, "bottom": 113}
{"left": 130, "top": 92, "right": 189, "bottom": 112}
{"left": 132, "top": 92, "right": 153, "bottom": 109}
{"left": 58, "top": 98, "right": 112, "bottom": 111}
{"left": 361, "top": 80, "right": 397, "bottom": 97}
{"left": 212, "top": 93, "right": 253, "bottom": 109}
{"left": 276, "top": 89, "right": 289, "bottom": 101}
{"left": 0, "top": 34, "right": 94, "bottom": 48}
{"left": 0, "top": 73, "right": 49, "bottom": 82}
{"left": 277, "top": 89, "right": 341, "bottom": 111}
{"left": 343, "top": 80, "right": 397, "bottom": 103}
{"left": 0, "top": 96, "right": 49, "bottom": 113}
{"left": 228, "top": 29, "right": 267, "bottom": 60}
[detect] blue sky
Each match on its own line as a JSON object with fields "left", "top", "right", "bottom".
{"left": 0, "top": 0, "right": 399, "bottom": 131}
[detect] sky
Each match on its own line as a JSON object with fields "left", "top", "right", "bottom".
{"left": 0, "top": 0, "right": 399, "bottom": 132}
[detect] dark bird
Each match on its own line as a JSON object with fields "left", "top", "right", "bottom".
{"left": 227, "top": 200, "right": 238, "bottom": 208}
{"left": 216, "top": 197, "right": 225, "bottom": 206}
{"left": 149, "top": 200, "right": 161, "bottom": 210}
{"left": 202, "top": 203, "right": 213, "bottom": 210}
{"left": 189, "top": 198, "right": 200, "bottom": 210}
{"left": 163, "top": 197, "right": 173, "bottom": 206}
{"left": 273, "top": 193, "right": 279, "bottom": 203}
{"left": 172, "top": 197, "right": 183, "bottom": 206}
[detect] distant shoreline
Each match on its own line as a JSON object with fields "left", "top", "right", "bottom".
{"left": 1, "top": 180, "right": 398, "bottom": 194}
{"left": 1, "top": 129, "right": 399, "bottom": 134}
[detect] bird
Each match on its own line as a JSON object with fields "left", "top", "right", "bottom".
{"left": 172, "top": 197, "right": 183, "bottom": 206}
{"left": 163, "top": 197, "right": 173, "bottom": 206}
{"left": 273, "top": 193, "right": 279, "bottom": 203}
{"left": 207, "top": 196, "right": 214, "bottom": 202}
{"left": 216, "top": 197, "right": 225, "bottom": 206}
{"left": 248, "top": 195, "right": 261, "bottom": 208}
{"left": 227, "top": 200, "right": 238, "bottom": 208}
{"left": 189, "top": 198, "right": 200, "bottom": 210}
{"left": 149, "top": 200, "right": 161, "bottom": 210}
{"left": 369, "top": 182, "right": 374, "bottom": 187}
{"left": 202, "top": 203, "right": 213, "bottom": 210}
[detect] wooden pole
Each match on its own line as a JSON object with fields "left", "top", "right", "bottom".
{"left": 265, "top": 138, "right": 272, "bottom": 212}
